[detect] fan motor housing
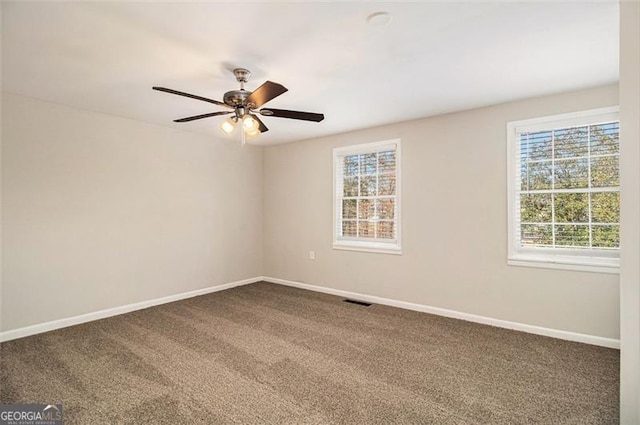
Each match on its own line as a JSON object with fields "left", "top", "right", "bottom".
{"left": 223, "top": 90, "right": 250, "bottom": 107}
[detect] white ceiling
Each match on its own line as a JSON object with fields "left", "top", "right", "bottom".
{"left": 1, "top": 1, "right": 619, "bottom": 146}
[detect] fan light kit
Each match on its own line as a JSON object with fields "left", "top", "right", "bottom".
{"left": 153, "top": 68, "right": 325, "bottom": 145}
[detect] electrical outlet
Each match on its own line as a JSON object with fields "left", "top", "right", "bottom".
{"left": 309, "top": 250, "right": 316, "bottom": 260}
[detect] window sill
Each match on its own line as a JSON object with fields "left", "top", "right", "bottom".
{"left": 333, "top": 243, "right": 402, "bottom": 255}
{"left": 508, "top": 255, "right": 619, "bottom": 274}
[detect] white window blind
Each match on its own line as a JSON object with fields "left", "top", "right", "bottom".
{"left": 507, "top": 107, "right": 620, "bottom": 272}
{"left": 333, "top": 140, "right": 401, "bottom": 254}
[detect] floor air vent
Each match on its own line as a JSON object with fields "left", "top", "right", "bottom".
{"left": 343, "top": 299, "right": 372, "bottom": 307}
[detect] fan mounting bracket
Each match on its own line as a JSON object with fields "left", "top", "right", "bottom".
{"left": 233, "top": 68, "right": 251, "bottom": 84}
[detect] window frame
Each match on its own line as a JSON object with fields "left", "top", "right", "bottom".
{"left": 507, "top": 106, "right": 620, "bottom": 274}
{"left": 333, "top": 139, "right": 402, "bottom": 255}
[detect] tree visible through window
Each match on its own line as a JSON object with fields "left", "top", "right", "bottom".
{"left": 508, "top": 107, "right": 620, "bottom": 271}
{"left": 519, "top": 122, "right": 619, "bottom": 248}
{"left": 334, "top": 140, "right": 401, "bottom": 253}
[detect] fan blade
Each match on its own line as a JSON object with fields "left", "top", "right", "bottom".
{"left": 174, "top": 111, "right": 232, "bottom": 122}
{"left": 252, "top": 114, "right": 269, "bottom": 133}
{"left": 260, "top": 108, "right": 324, "bottom": 122}
{"left": 153, "top": 87, "right": 230, "bottom": 108}
{"left": 245, "top": 81, "right": 288, "bottom": 108}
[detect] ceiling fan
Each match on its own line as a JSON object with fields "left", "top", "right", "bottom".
{"left": 153, "top": 68, "right": 324, "bottom": 144}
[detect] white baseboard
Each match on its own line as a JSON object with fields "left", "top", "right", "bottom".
{"left": 0, "top": 277, "right": 261, "bottom": 343}
{"left": 261, "top": 276, "right": 621, "bottom": 349}
{"left": 2, "top": 275, "right": 620, "bottom": 350}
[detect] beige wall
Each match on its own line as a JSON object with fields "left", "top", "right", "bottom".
{"left": 1, "top": 93, "right": 263, "bottom": 331}
{"left": 263, "top": 84, "right": 620, "bottom": 340}
{"left": 619, "top": 1, "right": 640, "bottom": 422}
{"left": 0, "top": 85, "right": 624, "bottom": 343}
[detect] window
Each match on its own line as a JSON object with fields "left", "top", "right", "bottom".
{"left": 507, "top": 107, "right": 620, "bottom": 273}
{"left": 333, "top": 140, "right": 401, "bottom": 254}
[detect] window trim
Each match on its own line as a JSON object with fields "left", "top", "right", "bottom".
{"left": 332, "top": 139, "right": 402, "bottom": 255}
{"left": 507, "top": 106, "right": 620, "bottom": 274}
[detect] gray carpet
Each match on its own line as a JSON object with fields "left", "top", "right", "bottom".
{"left": 1, "top": 282, "right": 619, "bottom": 424}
